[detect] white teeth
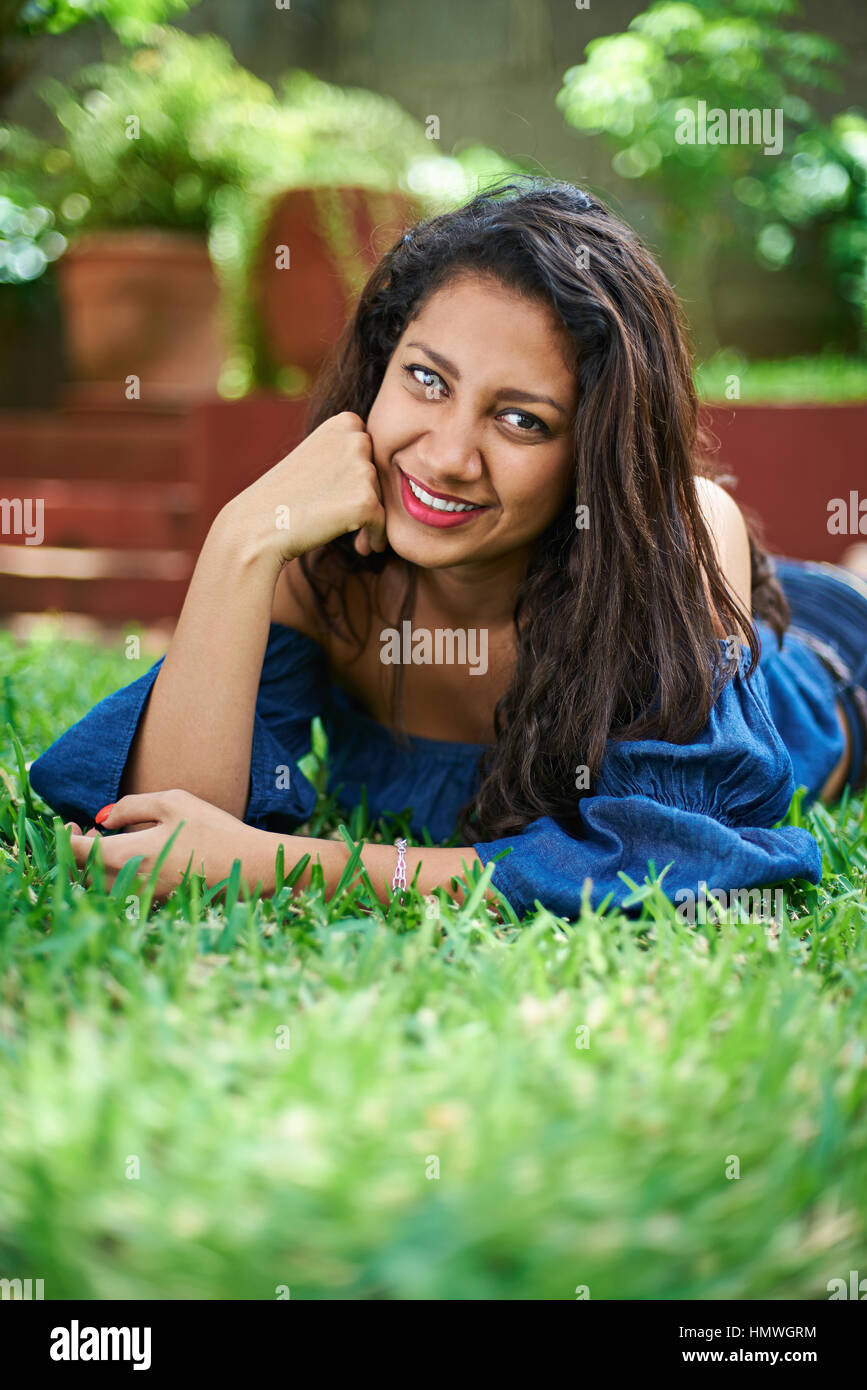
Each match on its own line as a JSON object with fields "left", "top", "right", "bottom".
{"left": 407, "top": 477, "right": 481, "bottom": 512}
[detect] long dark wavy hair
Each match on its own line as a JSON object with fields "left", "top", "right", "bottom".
{"left": 298, "top": 178, "right": 789, "bottom": 840}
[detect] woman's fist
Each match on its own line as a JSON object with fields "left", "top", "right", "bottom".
{"left": 218, "top": 412, "right": 387, "bottom": 570}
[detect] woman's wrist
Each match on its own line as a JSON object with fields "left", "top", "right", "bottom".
{"left": 252, "top": 831, "right": 486, "bottom": 905}
{"left": 209, "top": 496, "right": 290, "bottom": 582}
{"left": 251, "top": 831, "right": 349, "bottom": 896}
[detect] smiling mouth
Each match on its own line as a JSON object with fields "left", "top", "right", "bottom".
{"left": 400, "top": 469, "right": 487, "bottom": 513}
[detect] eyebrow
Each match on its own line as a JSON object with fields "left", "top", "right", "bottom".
{"left": 404, "top": 340, "right": 569, "bottom": 416}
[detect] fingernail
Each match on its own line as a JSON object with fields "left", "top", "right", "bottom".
{"left": 95, "top": 803, "right": 115, "bottom": 825}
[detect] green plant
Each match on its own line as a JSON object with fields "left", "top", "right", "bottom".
{"left": 556, "top": 0, "right": 866, "bottom": 350}
{"left": 0, "top": 27, "right": 521, "bottom": 395}
{"left": 0, "top": 4, "right": 199, "bottom": 375}
{"left": 751, "top": 112, "right": 867, "bottom": 341}
{"left": 1, "top": 0, "right": 201, "bottom": 105}
{"left": 0, "top": 176, "right": 66, "bottom": 287}
{"left": 13, "top": 0, "right": 197, "bottom": 40}
{"left": 7, "top": 32, "right": 283, "bottom": 235}
{"left": 0, "top": 146, "right": 68, "bottom": 407}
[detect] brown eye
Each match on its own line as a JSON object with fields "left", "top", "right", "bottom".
{"left": 499, "top": 409, "right": 548, "bottom": 434}
{"left": 403, "top": 363, "right": 446, "bottom": 395}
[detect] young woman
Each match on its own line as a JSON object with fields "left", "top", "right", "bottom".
{"left": 29, "top": 180, "right": 867, "bottom": 916}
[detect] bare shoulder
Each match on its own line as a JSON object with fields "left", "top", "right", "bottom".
{"left": 270, "top": 556, "right": 327, "bottom": 641}
{"left": 693, "top": 475, "right": 752, "bottom": 619}
{"left": 270, "top": 553, "right": 387, "bottom": 654}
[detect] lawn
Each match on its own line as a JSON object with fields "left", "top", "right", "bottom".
{"left": 695, "top": 354, "right": 867, "bottom": 403}
{"left": 1, "top": 622, "right": 867, "bottom": 1300}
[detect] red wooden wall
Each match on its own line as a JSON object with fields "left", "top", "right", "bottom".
{"left": 1, "top": 398, "right": 864, "bottom": 623}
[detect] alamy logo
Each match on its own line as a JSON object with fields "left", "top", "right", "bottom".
{"left": 675, "top": 884, "right": 783, "bottom": 926}
{"left": 827, "top": 1271, "right": 867, "bottom": 1299}
{"left": 827, "top": 491, "right": 867, "bottom": 535}
{"left": 0, "top": 1277, "right": 44, "bottom": 1299}
{"left": 380, "top": 622, "right": 488, "bottom": 675}
{"left": 675, "top": 101, "right": 783, "bottom": 156}
{"left": 50, "top": 1320, "right": 152, "bottom": 1370}
{"left": 0, "top": 497, "right": 44, "bottom": 545}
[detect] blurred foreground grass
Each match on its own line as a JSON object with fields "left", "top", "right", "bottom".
{"left": 1, "top": 624, "right": 866, "bottom": 1299}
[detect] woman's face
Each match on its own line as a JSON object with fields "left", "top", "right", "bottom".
{"left": 366, "top": 271, "right": 578, "bottom": 570}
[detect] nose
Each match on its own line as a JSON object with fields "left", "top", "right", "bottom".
{"left": 413, "top": 412, "right": 484, "bottom": 484}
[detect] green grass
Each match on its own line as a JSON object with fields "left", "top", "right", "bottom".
{"left": 695, "top": 353, "right": 867, "bottom": 403}
{"left": 2, "top": 622, "right": 867, "bottom": 1300}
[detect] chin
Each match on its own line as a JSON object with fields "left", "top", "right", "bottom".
{"left": 384, "top": 517, "right": 477, "bottom": 568}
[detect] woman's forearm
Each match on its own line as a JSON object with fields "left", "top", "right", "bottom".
{"left": 252, "top": 832, "right": 487, "bottom": 905}
{"left": 121, "top": 504, "right": 282, "bottom": 819}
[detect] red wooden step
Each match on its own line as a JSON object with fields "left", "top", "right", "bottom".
{"left": 0, "top": 478, "right": 198, "bottom": 549}
{"left": 0, "top": 410, "right": 192, "bottom": 483}
{"left": 0, "top": 572, "right": 189, "bottom": 622}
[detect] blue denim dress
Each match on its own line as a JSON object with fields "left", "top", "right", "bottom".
{"left": 28, "top": 559, "right": 867, "bottom": 918}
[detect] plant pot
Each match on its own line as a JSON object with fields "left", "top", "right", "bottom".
{"left": 56, "top": 229, "right": 224, "bottom": 405}
{"left": 251, "top": 186, "right": 419, "bottom": 380}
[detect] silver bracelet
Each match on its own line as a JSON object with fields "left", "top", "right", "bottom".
{"left": 392, "top": 837, "right": 408, "bottom": 894}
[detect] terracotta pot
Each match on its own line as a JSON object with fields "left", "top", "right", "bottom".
{"left": 252, "top": 186, "right": 420, "bottom": 379}
{"left": 56, "top": 229, "right": 224, "bottom": 404}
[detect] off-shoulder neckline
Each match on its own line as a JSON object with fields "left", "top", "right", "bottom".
{"left": 269, "top": 621, "right": 491, "bottom": 755}
{"left": 267, "top": 622, "right": 756, "bottom": 757}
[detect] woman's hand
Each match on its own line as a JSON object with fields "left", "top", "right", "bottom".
{"left": 219, "top": 410, "right": 387, "bottom": 569}
{"left": 65, "top": 792, "right": 495, "bottom": 912}
{"left": 66, "top": 789, "right": 268, "bottom": 902}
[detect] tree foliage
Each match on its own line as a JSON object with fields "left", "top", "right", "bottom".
{"left": 12, "top": 0, "right": 199, "bottom": 44}
{"left": 557, "top": 0, "right": 865, "bottom": 346}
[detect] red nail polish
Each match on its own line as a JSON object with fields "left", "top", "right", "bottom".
{"left": 95, "top": 803, "right": 115, "bottom": 824}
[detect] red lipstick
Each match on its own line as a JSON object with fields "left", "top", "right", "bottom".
{"left": 398, "top": 468, "right": 490, "bottom": 529}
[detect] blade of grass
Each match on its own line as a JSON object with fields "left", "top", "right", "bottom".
{"left": 6, "top": 722, "right": 35, "bottom": 818}
{"left": 136, "top": 819, "right": 187, "bottom": 922}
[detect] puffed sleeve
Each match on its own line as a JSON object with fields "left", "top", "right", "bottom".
{"left": 472, "top": 645, "right": 824, "bottom": 919}
{"left": 754, "top": 622, "right": 846, "bottom": 800}
{"left": 28, "top": 623, "right": 326, "bottom": 833}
